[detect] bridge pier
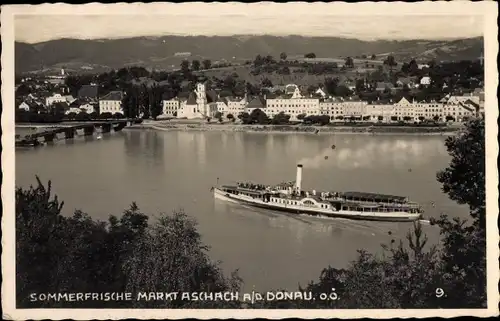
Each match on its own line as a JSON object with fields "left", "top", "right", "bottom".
{"left": 101, "top": 123, "right": 112, "bottom": 133}
{"left": 113, "top": 122, "right": 126, "bottom": 132}
{"left": 64, "top": 128, "right": 75, "bottom": 139}
{"left": 44, "top": 132, "right": 56, "bottom": 142}
{"left": 84, "top": 126, "right": 95, "bottom": 136}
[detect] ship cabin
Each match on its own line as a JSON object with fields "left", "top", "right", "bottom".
{"left": 333, "top": 192, "right": 422, "bottom": 214}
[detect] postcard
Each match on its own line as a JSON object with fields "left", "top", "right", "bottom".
{"left": 2, "top": 2, "right": 498, "bottom": 319}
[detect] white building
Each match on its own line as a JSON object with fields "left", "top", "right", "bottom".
{"left": 441, "top": 95, "right": 478, "bottom": 120}
{"left": 177, "top": 83, "right": 211, "bottom": 119}
{"left": 226, "top": 97, "right": 247, "bottom": 116}
{"left": 65, "top": 107, "right": 83, "bottom": 115}
{"left": 284, "top": 84, "right": 304, "bottom": 99}
{"left": 18, "top": 101, "right": 30, "bottom": 111}
{"left": 419, "top": 76, "right": 431, "bottom": 87}
{"left": 393, "top": 97, "right": 443, "bottom": 121}
{"left": 366, "top": 102, "right": 396, "bottom": 122}
{"left": 45, "top": 93, "right": 67, "bottom": 106}
{"left": 214, "top": 98, "right": 229, "bottom": 116}
{"left": 79, "top": 103, "right": 95, "bottom": 114}
{"left": 162, "top": 98, "right": 181, "bottom": 117}
{"left": 265, "top": 96, "right": 320, "bottom": 121}
{"left": 99, "top": 91, "right": 123, "bottom": 114}
{"left": 319, "top": 97, "right": 368, "bottom": 120}
{"left": 315, "top": 87, "right": 328, "bottom": 98}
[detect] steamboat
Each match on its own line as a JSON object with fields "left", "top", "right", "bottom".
{"left": 212, "top": 164, "right": 423, "bottom": 222}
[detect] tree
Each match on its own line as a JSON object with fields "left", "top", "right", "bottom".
{"left": 304, "top": 53, "right": 316, "bottom": 59}
{"left": 403, "top": 116, "right": 412, "bottom": 122}
{"left": 433, "top": 115, "right": 440, "bottom": 122}
{"left": 384, "top": 55, "right": 397, "bottom": 68}
{"left": 324, "top": 77, "right": 339, "bottom": 96}
{"left": 434, "top": 119, "right": 486, "bottom": 308}
{"left": 226, "top": 114, "right": 235, "bottom": 122}
{"left": 191, "top": 60, "right": 201, "bottom": 71}
{"left": 202, "top": 59, "right": 211, "bottom": 70}
{"left": 334, "top": 85, "right": 352, "bottom": 98}
{"left": 66, "top": 112, "right": 77, "bottom": 120}
{"left": 345, "top": 57, "right": 354, "bottom": 68}
{"left": 75, "top": 111, "right": 91, "bottom": 121}
{"left": 418, "top": 116, "right": 425, "bottom": 122}
{"left": 16, "top": 83, "right": 31, "bottom": 96}
{"left": 237, "top": 112, "right": 251, "bottom": 124}
{"left": 280, "top": 52, "right": 287, "bottom": 61}
{"left": 100, "top": 112, "right": 113, "bottom": 119}
{"left": 15, "top": 178, "right": 241, "bottom": 308}
{"left": 180, "top": 60, "right": 190, "bottom": 73}
{"left": 89, "top": 111, "right": 99, "bottom": 119}
{"left": 297, "top": 113, "right": 307, "bottom": 121}
{"left": 371, "top": 54, "right": 377, "bottom": 60}
{"left": 271, "top": 112, "right": 291, "bottom": 125}
{"left": 445, "top": 115, "right": 455, "bottom": 122}
{"left": 261, "top": 78, "right": 273, "bottom": 88}
{"left": 249, "top": 109, "right": 269, "bottom": 124}
{"left": 113, "top": 112, "right": 125, "bottom": 119}
{"left": 214, "top": 111, "right": 223, "bottom": 122}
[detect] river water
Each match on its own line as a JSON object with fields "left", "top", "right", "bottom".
{"left": 15, "top": 129, "right": 468, "bottom": 292}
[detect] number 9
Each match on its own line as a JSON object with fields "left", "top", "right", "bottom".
{"left": 435, "top": 288, "right": 444, "bottom": 298}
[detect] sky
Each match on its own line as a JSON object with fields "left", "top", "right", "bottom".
{"left": 13, "top": 3, "right": 484, "bottom": 43}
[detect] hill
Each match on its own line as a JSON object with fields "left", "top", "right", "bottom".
{"left": 15, "top": 35, "right": 483, "bottom": 74}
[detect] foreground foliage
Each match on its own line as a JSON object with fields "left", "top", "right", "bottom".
{"left": 16, "top": 119, "right": 485, "bottom": 308}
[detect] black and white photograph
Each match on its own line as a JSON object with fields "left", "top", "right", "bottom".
{"left": 1, "top": 2, "right": 498, "bottom": 319}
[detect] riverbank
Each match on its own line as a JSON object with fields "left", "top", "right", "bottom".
{"left": 127, "top": 122, "right": 460, "bottom": 135}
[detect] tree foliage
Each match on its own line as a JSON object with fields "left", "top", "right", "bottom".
{"left": 16, "top": 178, "right": 241, "bottom": 308}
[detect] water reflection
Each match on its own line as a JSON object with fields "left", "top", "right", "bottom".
{"left": 298, "top": 137, "right": 447, "bottom": 170}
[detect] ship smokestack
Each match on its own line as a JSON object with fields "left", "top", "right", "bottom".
{"left": 296, "top": 164, "right": 303, "bottom": 194}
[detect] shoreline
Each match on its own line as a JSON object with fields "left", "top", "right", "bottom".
{"left": 127, "top": 122, "right": 460, "bottom": 136}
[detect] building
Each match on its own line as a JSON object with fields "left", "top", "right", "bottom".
{"left": 214, "top": 97, "right": 229, "bottom": 116}
{"left": 366, "top": 102, "right": 396, "bottom": 122}
{"left": 319, "top": 97, "right": 368, "bottom": 120}
{"left": 162, "top": 96, "right": 181, "bottom": 117}
{"left": 245, "top": 96, "right": 267, "bottom": 115}
{"left": 396, "top": 77, "right": 418, "bottom": 89}
{"left": 226, "top": 97, "right": 247, "bottom": 116}
{"left": 265, "top": 94, "right": 320, "bottom": 121}
{"left": 79, "top": 103, "right": 95, "bottom": 114}
{"left": 284, "top": 84, "right": 304, "bottom": 99}
{"left": 78, "top": 85, "right": 99, "bottom": 100}
{"left": 419, "top": 76, "right": 431, "bottom": 87}
{"left": 441, "top": 95, "right": 479, "bottom": 121}
{"left": 99, "top": 91, "right": 123, "bottom": 114}
{"left": 315, "top": 87, "right": 328, "bottom": 98}
{"left": 173, "top": 83, "right": 221, "bottom": 119}
{"left": 393, "top": 97, "right": 442, "bottom": 121}
{"left": 45, "top": 93, "right": 68, "bottom": 106}
{"left": 18, "top": 101, "right": 30, "bottom": 111}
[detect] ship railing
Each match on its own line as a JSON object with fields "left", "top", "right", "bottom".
{"left": 324, "top": 196, "right": 421, "bottom": 208}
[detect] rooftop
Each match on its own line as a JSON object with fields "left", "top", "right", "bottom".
{"left": 100, "top": 91, "right": 123, "bottom": 101}
{"left": 78, "top": 85, "right": 98, "bottom": 99}
{"left": 340, "top": 191, "right": 408, "bottom": 203}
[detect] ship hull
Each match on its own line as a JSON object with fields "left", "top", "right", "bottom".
{"left": 213, "top": 188, "right": 420, "bottom": 222}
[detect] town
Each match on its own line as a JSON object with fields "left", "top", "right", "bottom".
{"left": 15, "top": 53, "right": 484, "bottom": 126}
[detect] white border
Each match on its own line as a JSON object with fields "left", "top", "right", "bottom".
{"left": 2, "top": 2, "right": 499, "bottom": 319}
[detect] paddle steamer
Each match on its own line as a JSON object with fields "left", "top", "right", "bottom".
{"left": 213, "top": 164, "right": 423, "bottom": 222}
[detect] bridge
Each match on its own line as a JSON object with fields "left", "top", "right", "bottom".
{"left": 16, "top": 119, "right": 141, "bottom": 147}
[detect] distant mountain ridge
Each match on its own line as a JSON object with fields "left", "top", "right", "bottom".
{"left": 15, "top": 35, "right": 483, "bottom": 73}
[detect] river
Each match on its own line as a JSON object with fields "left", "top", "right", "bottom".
{"left": 15, "top": 129, "right": 468, "bottom": 292}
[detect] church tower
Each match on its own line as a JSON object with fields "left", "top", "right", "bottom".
{"left": 195, "top": 82, "right": 207, "bottom": 115}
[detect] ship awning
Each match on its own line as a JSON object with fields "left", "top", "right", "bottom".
{"left": 340, "top": 191, "right": 407, "bottom": 202}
